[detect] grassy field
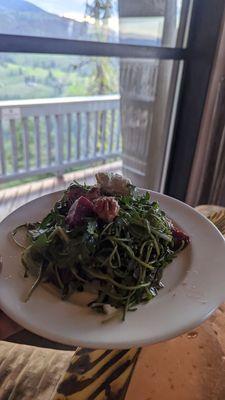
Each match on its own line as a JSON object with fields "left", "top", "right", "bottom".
{"left": 0, "top": 53, "right": 119, "bottom": 100}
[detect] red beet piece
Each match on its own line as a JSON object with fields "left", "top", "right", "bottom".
{"left": 66, "top": 187, "right": 86, "bottom": 204}
{"left": 66, "top": 185, "right": 101, "bottom": 205}
{"left": 171, "top": 225, "right": 189, "bottom": 246}
{"left": 66, "top": 196, "right": 95, "bottom": 227}
{"left": 86, "top": 186, "right": 101, "bottom": 201}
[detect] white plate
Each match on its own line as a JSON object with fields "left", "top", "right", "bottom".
{"left": 0, "top": 190, "right": 225, "bottom": 349}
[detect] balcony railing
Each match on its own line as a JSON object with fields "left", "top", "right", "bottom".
{"left": 0, "top": 95, "right": 121, "bottom": 183}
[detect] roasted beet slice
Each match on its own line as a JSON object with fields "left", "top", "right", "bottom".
{"left": 171, "top": 225, "right": 189, "bottom": 249}
{"left": 86, "top": 186, "right": 101, "bottom": 201}
{"left": 66, "top": 187, "right": 86, "bottom": 204}
{"left": 66, "top": 196, "right": 95, "bottom": 227}
{"left": 66, "top": 185, "right": 101, "bottom": 205}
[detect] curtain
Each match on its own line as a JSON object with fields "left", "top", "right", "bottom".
{"left": 186, "top": 12, "right": 225, "bottom": 207}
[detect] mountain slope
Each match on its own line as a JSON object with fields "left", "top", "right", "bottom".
{"left": 0, "top": 0, "right": 48, "bottom": 13}
{"left": 0, "top": 0, "right": 86, "bottom": 39}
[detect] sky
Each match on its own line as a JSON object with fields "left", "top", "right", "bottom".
{"left": 28, "top": 0, "right": 105, "bottom": 21}
{"left": 28, "top": 0, "right": 118, "bottom": 31}
{"left": 26, "top": 0, "right": 182, "bottom": 39}
{"left": 28, "top": 0, "right": 182, "bottom": 22}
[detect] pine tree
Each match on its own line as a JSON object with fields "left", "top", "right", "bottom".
{"left": 85, "top": 0, "right": 116, "bottom": 94}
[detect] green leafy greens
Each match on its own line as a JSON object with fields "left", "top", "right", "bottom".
{"left": 14, "top": 182, "right": 188, "bottom": 321}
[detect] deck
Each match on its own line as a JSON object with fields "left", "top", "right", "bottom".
{"left": 0, "top": 161, "right": 122, "bottom": 223}
{"left": 0, "top": 95, "right": 121, "bottom": 184}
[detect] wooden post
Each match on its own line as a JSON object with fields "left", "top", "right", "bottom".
{"left": 22, "top": 117, "right": 30, "bottom": 171}
{"left": 45, "top": 115, "right": 52, "bottom": 167}
{"left": 9, "top": 119, "right": 18, "bottom": 173}
{"left": 55, "top": 114, "right": 64, "bottom": 178}
{"left": 34, "top": 116, "right": 41, "bottom": 169}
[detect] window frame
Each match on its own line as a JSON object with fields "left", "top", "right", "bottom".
{"left": 165, "top": 0, "right": 225, "bottom": 200}
{"left": 0, "top": 33, "right": 186, "bottom": 60}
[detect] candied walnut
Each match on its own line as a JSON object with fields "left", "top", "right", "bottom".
{"left": 95, "top": 172, "right": 133, "bottom": 196}
{"left": 93, "top": 196, "right": 120, "bottom": 222}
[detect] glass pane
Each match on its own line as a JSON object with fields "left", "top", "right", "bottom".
{"left": 0, "top": 0, "right": 185, "bottom": 47}
{"left": 120, "top": 58, "right": 181, "bottom": 190}
{"left": 0, "top": 52, "right": 180, "bottom": 193}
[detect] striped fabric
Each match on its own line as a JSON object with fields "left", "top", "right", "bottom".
{"left": 54, "top": 347, "right": 141, "bottom": 400}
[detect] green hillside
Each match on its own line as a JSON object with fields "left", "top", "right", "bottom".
{"left": 0, "top": 0, "right": 118, "bottom": 100}
{"left": 0, "top": 0, "right": 85, "bottom": 39}
{"left": 0, "top": 53, "right": 119, "bottom": 100}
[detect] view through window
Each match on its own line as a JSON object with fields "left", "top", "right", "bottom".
{"left": 0, "top": 0, "right": 183, "bottom": 45}
{"left": 0, "top": 0, "right": 189, "bottom": 193}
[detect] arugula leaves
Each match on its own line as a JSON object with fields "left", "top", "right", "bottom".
{"left": 14, "top": 184, "right": 188, "bottom": 320}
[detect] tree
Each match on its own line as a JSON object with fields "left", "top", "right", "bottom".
{"left": 85, "top": 0, "right": 117, "bottom": 95}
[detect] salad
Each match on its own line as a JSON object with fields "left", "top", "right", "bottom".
{"left": 13, "top": 173, "right": 189, "bottom": 321}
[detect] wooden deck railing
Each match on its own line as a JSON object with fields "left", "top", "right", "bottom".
{"left": 0, "top": 95, "right": 121, "bottom": 183}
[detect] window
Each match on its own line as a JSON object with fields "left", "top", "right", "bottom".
{"left": 0, "top": 0, "right": 224, "bottom": 199}
{"left": 0, "top": 0, "right": 184, "bottom": 47}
